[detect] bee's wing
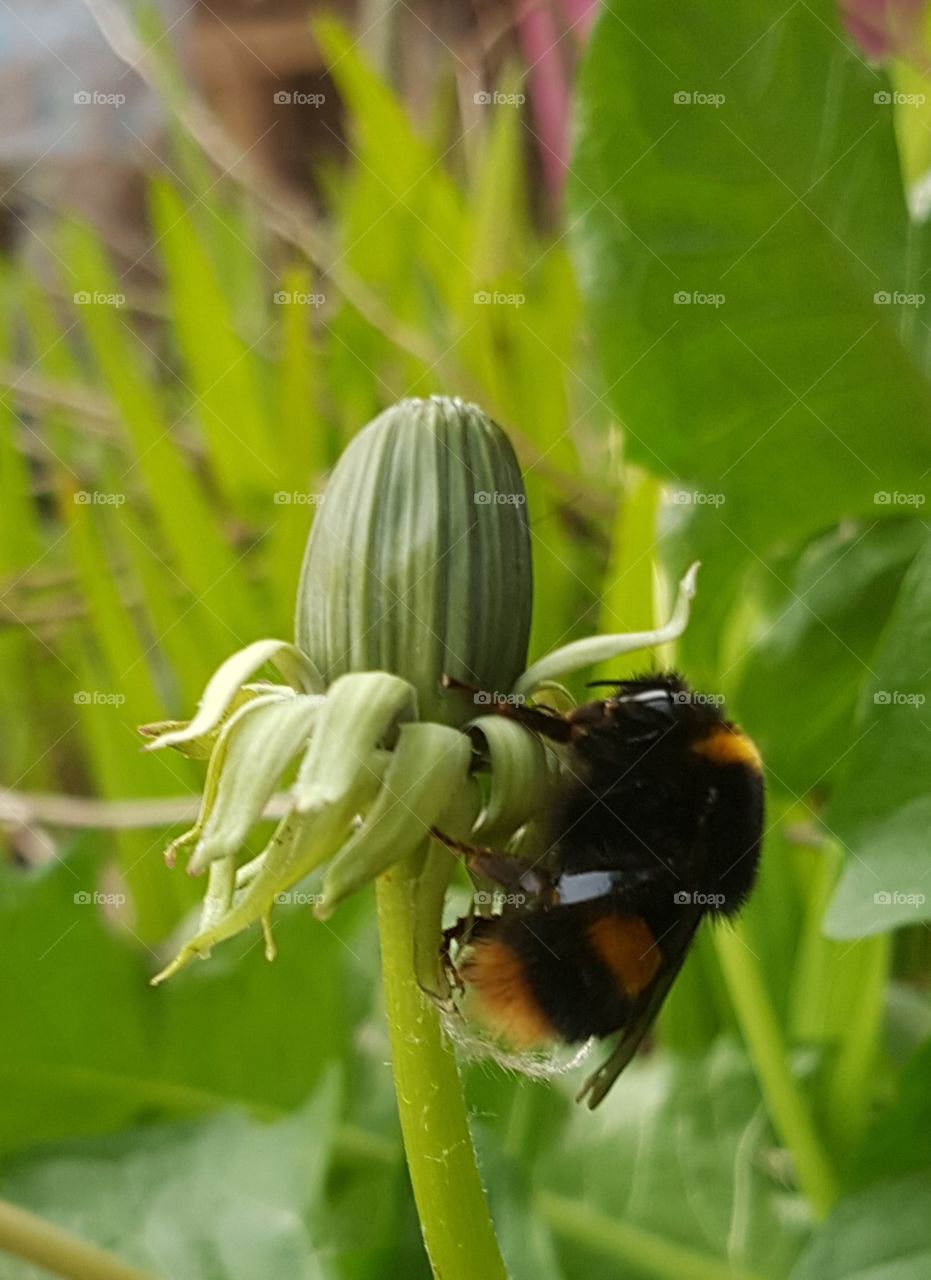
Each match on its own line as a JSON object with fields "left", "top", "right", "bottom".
{"left": 576, "top": 905, "right": 705, "bottom": 1109}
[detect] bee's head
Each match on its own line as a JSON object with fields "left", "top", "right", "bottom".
{"left": 588, "top": 671, "right": 722, "bottom": 730}
{"left": 573, "top": 671, "right": 758, "bottom": 767}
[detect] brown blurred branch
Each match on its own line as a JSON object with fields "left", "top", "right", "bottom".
{"left": 0, "top": 790, "right": 290, "bottom": 830}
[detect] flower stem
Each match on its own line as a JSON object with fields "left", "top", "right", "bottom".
{"left": 0, "top": 1199, "right": 157, "bottom": 1280}
{"left": 376, "top": 853, "right": 508, "bottom": 1280}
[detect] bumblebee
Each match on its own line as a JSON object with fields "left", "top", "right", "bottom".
{"left": 439, "top": 672, "right": 764, "bottom": 1108}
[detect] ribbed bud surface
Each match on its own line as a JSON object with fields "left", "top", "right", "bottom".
{"left": 295, "top": 397, "right": 532, "bottom": 723}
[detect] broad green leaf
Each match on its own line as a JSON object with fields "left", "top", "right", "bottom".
{"left": 825, "top": 536, "right": 931, "bottom": 935}
{"left": 790, "top": 1174, "right": 931, "bottom": 1280}
{"left": 852, "top": 1038, "right": 931, "bottom": 1187}
{"left": 0, "top": 1083, "right": 339, "bottom": 1280}
{"left": 0, "top": 843, "right": 359, "bottom": 1155}
{"left": 734, "top": 520, "right": 926, "bottom": 794}
{"left": 534, "top": 1042, "right": 805, "bottom": 1280}
{"left": 570, "top": 0, "right": 931, "bottom": 673}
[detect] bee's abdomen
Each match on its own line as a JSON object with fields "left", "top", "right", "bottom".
{"left": 459, "top": 906, "right": 661, "bottom": 1046}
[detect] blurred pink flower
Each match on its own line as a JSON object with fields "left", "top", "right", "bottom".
{"left": 841, "top": 0, "right": 929, "bottom": 59}
{"left": 517, "top": 0, "right": 599, "bottom": 198}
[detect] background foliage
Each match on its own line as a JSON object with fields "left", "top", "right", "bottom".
{"left": 1, "top": 3, "right": 930, "bottom": 1277}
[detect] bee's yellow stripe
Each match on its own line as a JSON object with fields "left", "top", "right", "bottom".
{"left": 587, "top": 914, "right": 661, "bottom": 997}
{"left": 693, "top": 725, "right": 763, "bottom": 772}
{"left": 461, "top": 938, "right": 555, "bottom": 1048}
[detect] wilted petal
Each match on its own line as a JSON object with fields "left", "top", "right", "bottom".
{"left": 467, "top": 714, "right": 551, "bottom": 843}
{"left": 292, "top": 671, "right": 417, "bottom": 813}
{"left": 513, "top": 562, "right": 699, "bottom": 695}
{"left": 317, "top": 721, "right": 473, "bottom": 916}
{"left": 186, "top": 693, "right": 323, "bottom": 873}
{"left": 198, "top": 856, "right": 236, "bottom": 932}
{"left": 144, "top": 639, "right": 322, "bottom": 752}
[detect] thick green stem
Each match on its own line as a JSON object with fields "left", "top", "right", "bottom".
{"left": 714, "top": 923, "right": 840, "bottom": 1217}
{"left": 0, "top": 1199, "right": 157, "bottom": 1280}
{"left": 376, "top": 854, "right": 508, "bottom": 1280}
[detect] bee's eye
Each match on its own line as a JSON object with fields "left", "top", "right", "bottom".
{"left": 616, "top": 688, "right": 678, "bottom": 718}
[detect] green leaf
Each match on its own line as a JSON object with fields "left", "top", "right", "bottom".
{"left": 0, "top": 842, "right": 359, "bottom": 1156}
{"left": 570, "top": 0, "right": 931, "bottom": 671}
{"left": 536, "top": 1042, "right": 806, "bottom": 1280}
{"left": 852, "top": 1038, "right": 931, "bottom": 1187}
{"left": 790, "top": 1174, "right": 931, "bottom": 1280}
{"left": 825, "top": 535, "right": 931, "bottom": 935}
{"left": 733, "top": 520, "right": 926, "bottom": 793}
{"left": 0, "top": 1082, "right": 340, "bottom": 1280}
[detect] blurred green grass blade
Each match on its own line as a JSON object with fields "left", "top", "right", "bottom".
{"left": 0, "top": 267, "right": 51, "bottom": 780}
{"left": 113, "top": 502, "right": 222, "bottom": 711}
{"left": 60, "top": 221, "right": 256, "bottom": 646}
{"left": 265, "top": 268, "right": 328, "bottom": 613}
{"left": 68, "top": 635, "right": 193, "bottom": 937}
{"left": 316, "top": 15, "right": 467, "bottom": 343}
{"left": 593, "top": 467, "right": 659, "bottom": 681}
{"left": 821, "top": 933, "right": 889, "bottom": 1158}
{"left": 149, "top": 179, "right": 276, "bottom": 508}
{"left": 468, "top": 75, "right": 527, "bottom": 282}
{"left": 66, "top": 496, "right": 161, "bottom": 713}
{"left": 0, "top": 270, "right": 44, "bottom": 569}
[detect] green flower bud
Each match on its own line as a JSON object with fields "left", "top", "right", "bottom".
{"left": 295, "top": 396, "right": 532, "bottom": 723}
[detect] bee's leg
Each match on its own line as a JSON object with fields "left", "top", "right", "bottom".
{"left": 440, "top": 915, "right": 472, "bottom": 991}
{"left": 430, "top": 827, "right": 554, "bottom": 903}
{"left": 440, "top": 674, "right": 573, "bottom": 743}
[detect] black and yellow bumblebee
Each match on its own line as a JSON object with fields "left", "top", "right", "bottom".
{"left": 438, "top": 672, "right": 764, "bottom": 1108}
